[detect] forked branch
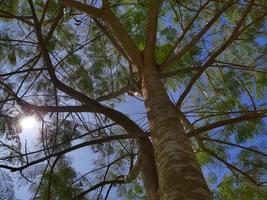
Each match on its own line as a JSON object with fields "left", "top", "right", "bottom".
{"left": 176, "top": 0, "right": 255, "bottom": 108}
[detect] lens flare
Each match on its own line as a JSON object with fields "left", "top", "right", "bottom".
{"left": 19, "top": 116, "right": 38, "bottom": 130}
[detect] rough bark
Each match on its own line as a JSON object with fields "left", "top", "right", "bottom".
{"left": 142, "top": 65, "right": 212, "bottom": 200}
{"left": 138, "top": 138, "right": 160, "bottom": 200}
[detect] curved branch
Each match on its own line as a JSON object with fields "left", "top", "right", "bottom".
{"left": 125, "top": 154, "right": 141, "bottom": 183}
{"left": 29, "top": 5, "right": 145, "bottom": 138}
{"left": 62, "top": 0, "right": 104, "bottom": 19}
{"left": 72, "top": 179, "right": 125, "bottom": 200}
{"left": 188, "top": 113, "right": 265, "bottom": 138}
{"left": 202, "top": 137, "right": 267, "bottom": 157}
{"left": 63, "top": 0, "right": 142, "bottom": 70}
{"left": 204, "top": 147, "right": 258, "bottom": 185}
{"left": 0, "top": 134, "right": 143, "bottom": 172}
{"left": 103, "top": 4, "right": 143, "bottom": 70}
{"left": 96, "top": 84, "right": 129, "bottom": 102}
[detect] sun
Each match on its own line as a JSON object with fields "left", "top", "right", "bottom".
{"left": 19, "top": 116, "right": 38, "bottom": 130}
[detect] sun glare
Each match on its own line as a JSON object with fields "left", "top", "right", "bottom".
{"left": 20, "top": 116, "right": 38, "bottom": 130}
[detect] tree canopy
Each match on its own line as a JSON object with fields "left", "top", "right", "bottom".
{"left": 0, "top": 0, "right": 266, "bottom": 199}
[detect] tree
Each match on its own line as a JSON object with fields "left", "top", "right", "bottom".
{"left": 0, "top": 0, "right": 266, "bottom": 199}
{"left": 32, "top": 158, "right": 90, "bottom": 200}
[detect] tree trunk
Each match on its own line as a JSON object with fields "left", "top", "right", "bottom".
{"left": 141, "top": 65, "right": 212, "bottom": 200}
{"left": 138, "top": 138, "right": 160, "bottom": 200}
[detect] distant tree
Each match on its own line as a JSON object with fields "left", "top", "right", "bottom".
{"left": 0, "top": 0, "right": 266, "bottom": 199}
{"left": 32, "top": 158, "right": 89, "bottom": 200}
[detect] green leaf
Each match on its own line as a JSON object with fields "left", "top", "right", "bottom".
{"left": 8, "top": 51, "right": 16, "bottom": 65}
{"left": 196, "top": 152, "right": 213, "bottom": 166}
{"left": 66, "top": 54, "right": 81, "bottom": 66}
{"left": 0, "top": 0, "right": 19, "bottom": 13}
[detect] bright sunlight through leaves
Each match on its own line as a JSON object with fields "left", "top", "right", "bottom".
{"left": 19, "top": 116, "right": 38, "bottom": 130}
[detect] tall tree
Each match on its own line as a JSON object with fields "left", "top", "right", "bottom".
{"left": 0, "top": 0, "right": 266, "bottom": 199}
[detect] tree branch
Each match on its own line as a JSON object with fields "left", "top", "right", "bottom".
{"left": 236, "top": 78, "right": 257, "bottom": 111}
{"left": 29, "top": 3, "right": 145, "bottom": 138}
{"left": 188, "top": 113, "right": 265, "bottom": 138}
{"left": 47, "top": 155, "right": 61, "bottom": 200}
{"left": 0, "top": 67, "right": 46, "bottom": 78}
{"left": 72, "top": 178, "right": 125, "bottom": 200}
{"left": 62, "top": 0, "right": 104, "bottom": 19}
{"left": 0, "top": 10, "right": 34, "bottom": 26}
{"left": 63, "top": 0, "right": 142, "bottom": 71}
{"left": 178, "top": 110, "right": 261, "bottom": 185}
{"left": 45, "top": 5, "right": 64, "bottom": 42}
{"left": 202, "top": 137, "right": 267, "bottom": 157}
{"left": 161, "top": 63, "right": 267, "bottom": 79}
{"left": 162, "top": 0, "right": 210, "bottom": 67}
{"left": 176, "top": 0, "right": 255, "bottom": 108}
{"left": 160, "top": 0, "right": 235, "bottom": 70}
{"left": 124, "top": 154, "right": 141, "bottom": 183}
{"left": 144, "top": 0, "right": 161, "bottom": 64}
{"left": 103, "top": 3, "right": 142, "bottom": 71}
{"left": 0, "top": 123, "right": 118, "bottom": 161}
{"left": 204, "top": 147, "right": 258, "bottom": 185}
{"left": 93, "top": 18, "right": 129, "bottom": 61}
{"left": 0, "top": 134, "right": 142, "bottom": 172}
{"left": 96, "top": 84, "right": 129, "bottom": 102}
